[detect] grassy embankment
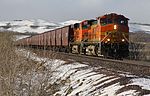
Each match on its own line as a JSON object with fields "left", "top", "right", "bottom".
{"left": 0, "top": 32, "right": 63, "bottom": 96}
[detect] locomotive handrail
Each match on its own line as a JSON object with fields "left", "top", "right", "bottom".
{"left": 122, "top": 33, "right": 129, "bottom": 43}
{"left": 100, "top": 32, "right": 110, "bottom": 43}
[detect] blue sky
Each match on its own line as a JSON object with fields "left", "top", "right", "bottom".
{"left": 0, "top": 0, "right": 150, "bottom": 23}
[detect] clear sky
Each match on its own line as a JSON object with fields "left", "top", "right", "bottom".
{"left": 0, "top": 0, "right": 150, "bottom": 23}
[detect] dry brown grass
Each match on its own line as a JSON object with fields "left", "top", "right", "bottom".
{"left": 129, "top": 32, "right": 150, "bottom": 61}
{"left": 0, "top": 32, "right": 62, "bottom": 96}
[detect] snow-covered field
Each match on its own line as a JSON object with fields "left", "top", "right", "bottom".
{"left": 0, "top": 19, "right": 81, "bottom": 34}
{"left": 0, "top": 19, "right": 150, "bottom": 34}
{"left": 129, "top": 23, "right": 150, "bottom": 34}
{"left": 0, "top": 19, "right": 59, "bottom": 33}
{"left": 18, "top": 49, "right": 150, "bottom": 96}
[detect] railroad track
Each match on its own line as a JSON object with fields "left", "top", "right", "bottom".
{"left": 61, "top": 52, "right": 150, "bottom": 67}
{"left": 25, "top": 48, "right": 150, "bottom": 76}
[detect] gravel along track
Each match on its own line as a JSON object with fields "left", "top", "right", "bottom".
{"left": 30, "top": 48, "right": 150, "bottom": 76}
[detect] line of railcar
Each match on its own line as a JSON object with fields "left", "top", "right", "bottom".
{"left": 16, "top": 13, "right": 129, "bottom": 59}
{"left": 17, "top": 26, "right": 74, "bottom": 52}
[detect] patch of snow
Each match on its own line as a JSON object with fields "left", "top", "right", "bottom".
{"left": 129, "top": 23, "right": 150, "bottom": 33}
{"left": 117, "top": 90, "right": 138, "bottom": 96}
{"left": 144, "top": 94, "right": 150, "bottom": 96}
{"left": 0, "top": 19, "right": 59, "bottom": 33}
{"left": 100, "top": 83, "right": 123, "bottom": 96}
{"left": 33, "top": 19, "right": 57, "bottom": 26}
{"left": 60, "top": 20, "right": 81, "bottom": 26}
{"left": 15, "top": 35, "right": 31, "bottom": 40}
{"left": 130, "top": 78, "right": 150, "bottom": 90}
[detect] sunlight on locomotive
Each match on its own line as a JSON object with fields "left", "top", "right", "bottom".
{"left": 122, "top": 39, "right": 125, "bottom": 42}
{"left": 107, "top": 38, "right": 110, "bottom": 41}
{"left": 114, "top": 25, "right": 117, "bottom": 30}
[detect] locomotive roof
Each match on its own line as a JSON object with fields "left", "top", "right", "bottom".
{"left": 97, "top": 13, "right": 129, "bottom": 20}
{"left": 80, "top": 19, "right": 97, "bottom": 24}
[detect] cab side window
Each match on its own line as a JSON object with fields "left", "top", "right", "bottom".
{"left": 82, "top": 25, "right": 88, "bottom": 29}
{"left": 119, "top": 19, "right": 127, "bottom": 25}
{"left": 107, "top": 19, "right": 112, "bottom": 24}
{"left": 100, "top": 18, "right": 112, "bottom": 26}
{"left": 100, "top": 19, "right": 107, "bottom": 26}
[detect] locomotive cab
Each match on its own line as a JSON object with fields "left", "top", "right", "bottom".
{"left": 97, "top": 13, "right": 129, "bottom": 58}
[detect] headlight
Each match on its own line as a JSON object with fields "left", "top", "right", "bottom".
{"left": 114, "top": 25, "right": 117, "bottom": 30}
{"left": 107, "top": 38, "right": 110, "bottom": 41}
{"left": 122, "top": 39, "right": 125, "bottom": 42}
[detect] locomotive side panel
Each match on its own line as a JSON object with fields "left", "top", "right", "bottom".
{"left": 73, "top": 23, "right": 80, "bottom": 43}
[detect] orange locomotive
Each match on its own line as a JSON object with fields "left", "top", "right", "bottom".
{"left": 71, "top": 13, "right": 129, "bottom": 58}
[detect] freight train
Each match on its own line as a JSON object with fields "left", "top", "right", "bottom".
{"left": 16, "top": 13, "right": 129, "bottom": 59}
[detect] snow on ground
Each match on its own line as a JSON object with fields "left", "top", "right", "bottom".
{"left": 130, "top": 78, "right": 150, "bottom": 90}
{"left": 0, "top": 19, "right": 59, "bottom": 33}
{"left": 15, "top": 35, "right": 31, "bottom": 40}
{"left": 117, "top": 90, "right": 138, "bottom": 96}
{"left": 129, "top": 23, "right": 150, "bottom": 33}
{"left": 60, "top": 20, "right": 81, "bottom": 26}
{"left": 0, "top": 19, "right": 81, "bottom": 34}
{"left": 17, "top": 49, "right": 150, "bottom": 96}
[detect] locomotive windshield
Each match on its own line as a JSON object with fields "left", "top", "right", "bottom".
{"left": 100, "top": 18, "right": 128, "bottom": 26}
{"left": 82, "top": 21, "right": 89, "bottom": 29}
{"left": 88, "top": 20, "right": 97, "bottom": 25}
{"left": 92, "top": 21, "right": 98, "bottom": 25}
{"left": 81, "top": 20, "right": 97, "bottom": 29}
{"left": 100, "top": 18, "right": 113, "bottom": 26}
{"left": 115, "top": 18, "right": 128, "bottom": 25}
{"left": 74, "top": 23, "right": 80, "bottom": 29}
{"left": 82, "top": 25, "right": 88, "bottom": 29}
